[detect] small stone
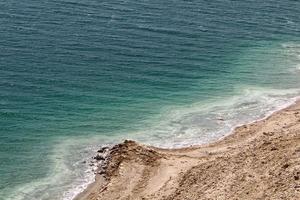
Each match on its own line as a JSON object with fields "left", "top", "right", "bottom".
{"left": 270, "top": 147, "right": 278, "bottom": 151}
{"left": 94, "top": 154, "right": 105, "bottom": 161}
{"left": 282, "top": 163, "right": 289, "bottom": 169}
{"left": 124, "top": 139, "right": 135, "bottom": 144}
{"left": 98, "top": 171, "right": 105, "bottom": 175}
{"left": 102, "top": 166, "right": 108, "bottom": 170}
{"left": 262, "top": 141, "right": 272, "bottom": 145}
{"left": 263, "top": 132, "right": 274, "bottom": 136}
{"left": 97, "top": 146, "right": 109, "bottom": 153}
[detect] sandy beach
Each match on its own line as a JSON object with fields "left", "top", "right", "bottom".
{"left": 75, "top": 101, "right": 300, "bottom": 200}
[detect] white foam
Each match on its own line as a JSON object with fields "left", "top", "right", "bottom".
{"left": 7, "top": 87, "right": 300, "bottom": 200}
{"left": 4, "top": 138, "right": 107, "bottom": 200}
{"left": 130, "top": 86, "right": 300, "bottom": 148}
{"left": 62, "top": 43, "right": 300, "bottom": 200}
{"left": 6, "top": 84, "right": 300, "bottom": 200}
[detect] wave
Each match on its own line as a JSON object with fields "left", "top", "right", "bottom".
{"left": 4, "top": 86, "right": 300, "bottom": 200}
{"left": 135, "top": 86, "right": 300, "bottom": 147}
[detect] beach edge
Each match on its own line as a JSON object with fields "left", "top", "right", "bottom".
{"left": 75, "top": 100, "right": 300, "bottom": 200}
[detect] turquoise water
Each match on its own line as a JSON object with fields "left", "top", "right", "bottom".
{"left": 1, "top": 0, "right": 300, "bottom": 199}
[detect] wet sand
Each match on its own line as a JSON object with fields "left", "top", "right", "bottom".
{"left": 75, "top": 101, "right": 300, "bottom": 200}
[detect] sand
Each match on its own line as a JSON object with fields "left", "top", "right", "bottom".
{"left": 75, "top": 101, "right": 300, "bottom": 200}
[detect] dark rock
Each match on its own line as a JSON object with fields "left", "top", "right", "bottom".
{"left": 124, "top": 139, "right": 135, "bottom": 144}
{"left": 97, "top": 146, "right": 109, "bottom": 153}
{"left": 282, "top": 163, "right": 289, "bottom": 169}
{"left": 263, "top": 132, "right": 274, "bottom": 136}
{"left": 102, "top": 165, "right": 108, "bottom": 170}
{"left": 94, "top": 154, "right": 105, "bottom": 161}
{"left": 270, "top": 147, "right": 278, "bottom": 151}
{"left": 98, "top": 171, "right": 105, "bottom": 175}
{"left": 262, "top": 141, "right": 272, "bottom": 146}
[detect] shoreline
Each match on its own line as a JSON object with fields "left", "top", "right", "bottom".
{"left": 75, "top": 99, "right": 300, "bottom": 200}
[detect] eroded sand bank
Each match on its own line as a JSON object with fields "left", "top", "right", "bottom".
{"left": 76, "top": 101, "right": 300, "bottom": 200}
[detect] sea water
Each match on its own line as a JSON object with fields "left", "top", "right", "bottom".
{"left": 0, "top": 0, "right": 300, "bottom": 199}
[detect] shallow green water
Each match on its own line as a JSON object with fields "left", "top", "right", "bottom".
{"left": 0, "top": 0, "right": 300, "bottom": 199}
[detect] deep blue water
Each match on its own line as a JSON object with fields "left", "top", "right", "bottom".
{"left": 1, "top": 0, "right": 300, "bottom": 199}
